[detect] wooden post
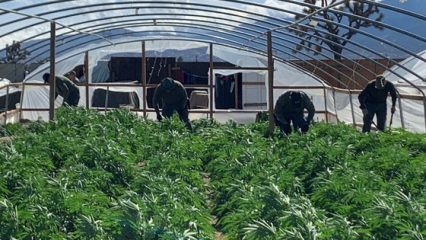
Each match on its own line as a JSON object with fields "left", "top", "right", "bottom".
{"left": 209, "top": 43, "right": 214, "bottom": 119}
{"left": 18, "top": 83, "right": 25, "bottom": 121}
{"left": 424, "top": 97, "right": 426, "bottom": 132}
{"left": 84, "top": 51, "right": 89, "bottom": 109}
{"left": 348, "top": 90, "right": 356, "bottom": 127}
{"left": 4, "top": 85, "right": 9, "bottom": 124}
{"left": 267, "top": 31, "right": 275, "bottom": 135}
{"left": 323, "top": 86, "right": 329, "bottom": 123}
{"left": 332, "top": 87, "right": 339, "bottom": 122}
{"left": 234, "top": 74, "right": 239, "bottom": 109}
{"left": 49, "top": 21, "right": 56, "bottom": 121}
{"left": 398, "top": 96, "right": 405, "bottom": 129}
{"left": 142, "top": 41, "right": 147, "bottom": 118}
{"left": 105, "top": 86, "right": 109, "bottom": 112}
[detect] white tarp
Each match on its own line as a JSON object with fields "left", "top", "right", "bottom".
{"left": 21, "top": 40, "right": 331, "bottom": 121}
{"left": 0, "top": 78, "right": 20, "bottom": 97}
{"left": 383, "top": 49, "right": 426, "bottom": 95}
{"left": 15, "top": 42, "right": 426, "bottom": 132}
{"left": 382, "top": 50, "right": 426, "bottom": 132}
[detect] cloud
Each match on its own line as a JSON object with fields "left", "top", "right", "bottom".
{"left": 245, "top": 0, "right": 304, "bottom": 19}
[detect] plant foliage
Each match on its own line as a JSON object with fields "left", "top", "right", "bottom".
{"left": 0, "top": 108, "right": 424, "bottom": 239}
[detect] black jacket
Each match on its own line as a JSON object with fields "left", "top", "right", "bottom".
{"left": 358, "top": 80, "right": 398, "bottom": 109}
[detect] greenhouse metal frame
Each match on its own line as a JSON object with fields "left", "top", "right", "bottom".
{"left": 0, "top": 0, "right": 425, "bottom": 132}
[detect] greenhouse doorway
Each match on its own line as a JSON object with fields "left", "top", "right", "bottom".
{"left": 215, "top": 73, "right": 242, "bottom": 109}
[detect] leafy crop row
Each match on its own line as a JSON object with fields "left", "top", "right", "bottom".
{"left": 204, "top": 123, "right": 425, "bottom": 239}
{"left": 0, "top": 108, "right": 425, "bottom": 239}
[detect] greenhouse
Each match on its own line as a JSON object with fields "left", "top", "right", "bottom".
{"left": 0, "top": 0, "right": 425, "bottom": 239}
{"left": 0, "top": 0, "right": 424, "bottom": 131}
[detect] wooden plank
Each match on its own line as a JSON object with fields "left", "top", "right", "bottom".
{"left": 49, "top": 21, "right": 56, "bottom": 121}
{"left": 267, "top": 31, "right": 275, "bottom": 134}
{"left": 209, "top": 43, "right": 214, "bottom": 119}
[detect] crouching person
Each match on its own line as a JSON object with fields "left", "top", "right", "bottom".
{"left": 153, "top": 77, "right": 192, "bottom": 130}
{"left": 43, "top": 73, "right": 80, "bottom": 106}
{"left": 274, "top": 91, "right": 315, "bottom": 135}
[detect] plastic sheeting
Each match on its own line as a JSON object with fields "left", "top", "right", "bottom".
{"left": 381, "top": 49, "right": 426, "bottom": 132}
{"left": 21, "top": 40, "right": 329, "bottom": 117}
{"left": 383, "top": 49, "right": 426, "bottom": 95}
{"left": 13, "top": 41, "right": 426, "bottom": 133}
{"left": 0, "top": 78, "right": 20, "bottom": 97}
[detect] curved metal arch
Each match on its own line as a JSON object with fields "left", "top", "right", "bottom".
{"left": 15, "top": 8, "right": 419, "bottom": 87}
{"left": 2, "top": 0, "right": 425, "bottom": 22}
{"left": 67, "top": 17, "right": 384, "bottom": 85}
{"left": 29, "top": 26, "right": 424, "bottom": 97}
{"left": 23, "top": 17, "right": 371, "bottom": 87}
{"left": 1, "top": 2, "right": 422, "bottom": 88}
{"left": 350, "top": 0, "right": 426, "bottom": 20}
{"left": 228, "top": 1, "right": 426, "bottom": 62}
{"left": 270, "top": 0, "right": 426, "bottom": 42}
{"left": 0, "top": 7, "right": 113, "bottom": 44}
{"left": 16, "top": 12, "right": 376, "bottom": 89}
{"left": 26, "top": 31, "right": 346, "bottom": 89}
{"left": 3, "top": 0, "right": 425, "bottom": 34}
{"left": 28, "top": 30, "right": 425, "bottom": 110}
{"left": 26, "top": 35, "right": 333, "bottom": 89}
{"left": 1, "top": 1, "right": 424, "bottom": 85}
{"left": 46, "top": 28, "right": 425, "bottom": 99}
{"left": 54, "top": 27, "right": 355, "bottom": 89}
{"left": 24, "top": 32, "right": 425, "bottom": 119}
{"left": 0, "top": 0, "right": 422, "bottom": 128}
{"left": 25, "top": 20, "right": 369, "bottom": 89}
{"left": 52, "top": 22, "right": 363, "bottom": 88}
{"left": 1, "top": 0, "right": 424, "bottom": 63}
{"left": 66, "top": 22, "right": 426, "bottom": 92}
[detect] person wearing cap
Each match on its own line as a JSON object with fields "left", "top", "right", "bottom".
{"left": 152, "top": 77, "right": 192, "bottom": 130}
{"left": 79, "top": 66, "right": 87, "bottom": 83}
{"left": 274, "top": 91, "right": 315, "bottom": 135}
{"left": 43, "top": 73, "right": 80, "bottom": 107}
{"left": 66, "top": 70, "right": 80, "bottom": 84}
{"left": 358, "top": 75, "right": 398, "bottom": 132}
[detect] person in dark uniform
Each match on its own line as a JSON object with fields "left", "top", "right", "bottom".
{"left": 274, "top": 91, "right": 315, "bottom": 135}
{"left": 153, "top": 77, "right": 192, "bottom": 130}
{"left": 358, "top": 75, "right": 398, "bottom": 132}
{"left": 43, "top": 73, "right": 80, "bottom": 106}
{"left": 66, "top": 71, "right": 80, "bottom": 84}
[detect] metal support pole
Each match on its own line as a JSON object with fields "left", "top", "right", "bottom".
{"left": 323, "top": 86, "right": 329, "bottom": 123}
{"left": 267, "top": 31, "right": 275, "bottom": 135}
{"left": 424, "top": 97, "right": 426, "bottom": 132}
{"left": 49, "top": 21, "right": 56, "bottom": 121}
{"left": 235, "top": 73, "right": 239, "bottom": 109}
{"left": 348, "top": 90, "right": 356, "bottom": 127}
{"left": 19, "top": 83, "right": 25, "bottom": 121}
{"left": 209, "top": 43, "right": 214, "bottom": 119}
{"left": 4, "top": 85, "right": 9, "bottom": 124}
{"left": 84, "top": 51, "right": 89, "bottom": 109}
{"left": 398, "top": 96, "right": 405, "bottom": 129}
{"left": 105, "top": 86, "right": 109, "bottom": 112}
{"left": 332, "top": 87, "right": 339, "bottom": 122}
{"left": 142, "top": 41, "right": 147, "bottom": 118}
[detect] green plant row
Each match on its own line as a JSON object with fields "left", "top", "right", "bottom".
{"left": 0, "top": 108, "right": 425, "bottom": 239}
{"left": 203, "top": 122, "right": 426, "bottom": 239}
{"left": 0, "top": 108, "right": 214, "bottom": 239}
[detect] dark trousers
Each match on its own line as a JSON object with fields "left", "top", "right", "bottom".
{"left": 162, "top": 104, "right": 192, "bottom": 130}
{"left": 362, "top": 102, "right": 387, "bottom": 132}
{"left": 64, "top": 91, "right": 80, "bottom": 107}
{"left": 275, "top": 112, "right": 309, "bottom": 135}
